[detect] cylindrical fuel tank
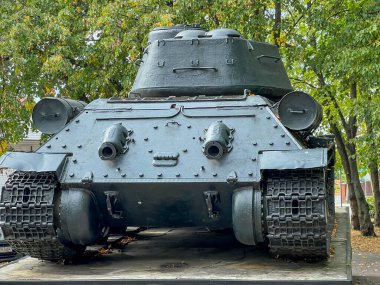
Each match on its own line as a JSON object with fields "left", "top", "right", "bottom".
{"left": 278, "top": 91, "right": 322, "bottom": 132}
{"left": 32, "top": 97, "right": 87, "bottom": 134}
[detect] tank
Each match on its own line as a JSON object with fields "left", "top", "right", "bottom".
{"left": 0, "top": 26, "right": 335, "bottom": 261}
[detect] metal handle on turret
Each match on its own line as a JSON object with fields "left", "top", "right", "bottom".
{"left": 173, "top": 67, "right": 218, "bottom": 73}
{"left": 257, "top": 55, "right": 281, "bottom": 62}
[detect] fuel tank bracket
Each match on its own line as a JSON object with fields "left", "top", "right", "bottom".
{"left": 203, "top": 191, "right": 220, "bottom": 219}
{"left": 104, "top": 191, "right": 123, "bottom": 219}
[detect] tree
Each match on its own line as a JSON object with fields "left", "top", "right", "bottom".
{"left": 276, "top": 0, "right": 378, "bottom": 235}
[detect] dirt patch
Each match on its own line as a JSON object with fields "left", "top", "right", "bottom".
{"left": 351, "top": 227, "right": 380, "bottom": 253}
{"left": 160, "top": 261, "right": 189, "bottom": 271}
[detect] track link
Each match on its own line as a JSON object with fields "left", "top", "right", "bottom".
{"left": 0, "top": 171, "right": 79, "bottom": 261}
{"left": 265, "top": 168, "right": 334, "bottom": 259}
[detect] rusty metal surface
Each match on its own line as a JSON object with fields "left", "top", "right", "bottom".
{"left": 0, "top": 207, "right": 351, "bottom": 284}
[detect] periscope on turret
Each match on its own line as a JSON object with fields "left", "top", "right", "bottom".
{"left": 0, "top": 25, "right": 335, "bottom": 261}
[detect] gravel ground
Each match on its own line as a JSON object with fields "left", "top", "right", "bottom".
{"left": 353, "top": 251, "right": 380, "bottom": 285}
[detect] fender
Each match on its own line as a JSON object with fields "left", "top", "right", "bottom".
{"left": 259, "top": 148, "right": 328, "bottom": 170}
{"left": 0, "top": 152, "right": 67, "bottom": 175}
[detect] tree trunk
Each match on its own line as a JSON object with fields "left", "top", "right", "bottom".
{"left": 330, "top": 123, "right": 360, "bottom": 229}
{"left": 348, "top": 181, "right": 360, "bottom": 229}
{"left": 330, "top": 124, "right": 360, "bottom": 227}
{"left": 273, "top": 0, "right": 281, "bottom": 46}
{"left": 348, "top": 153, "right": 375, "bottom": 235}
{"left": 344, "top": 83, "right": 374, "bottom": 235}
{"left": 369, "top": 160, "right": 380, "bottom": 227}
{"left": 363, "top": 94, "right": 380, "bottom": 227}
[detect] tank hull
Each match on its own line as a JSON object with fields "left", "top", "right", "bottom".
{"left": 0, "top": 94, "right": 335, "bottom": 261}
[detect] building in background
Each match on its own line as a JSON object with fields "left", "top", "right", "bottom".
{"left": 9, "top": 131, "right": 41, "bottom": 152}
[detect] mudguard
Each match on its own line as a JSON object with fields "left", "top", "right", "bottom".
{"left": 259, "top": 148, "right": 328, "bottom": 170}
{"left": 0, "top": 152, "right": 67, "bottom": 175}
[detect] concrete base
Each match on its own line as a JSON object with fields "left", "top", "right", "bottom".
{"left": 0, "top": 207, "right": 351, "bottom": 284}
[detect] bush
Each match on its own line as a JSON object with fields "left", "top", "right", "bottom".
{"left": 367, "top": 196, "right": 375, "bottom": 218}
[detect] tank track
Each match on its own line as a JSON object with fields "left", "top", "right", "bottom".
{"left": 265, "top": 168, "right": 334, "bottom": 259}
{"left": 0, "top": 171, "right": 78, "bottom": 261}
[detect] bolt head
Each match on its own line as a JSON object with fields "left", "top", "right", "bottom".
{"left": 69, "top": 173, "right": 74, "bottom": 177}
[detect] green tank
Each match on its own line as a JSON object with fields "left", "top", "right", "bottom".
{"left": 0, "top": 25, "right": 335, "bottom": 261}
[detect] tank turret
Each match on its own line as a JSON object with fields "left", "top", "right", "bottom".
{"left": 130, "top": 27, "right": 292, "bottom": 99}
